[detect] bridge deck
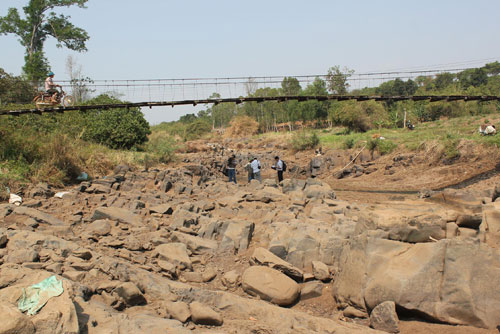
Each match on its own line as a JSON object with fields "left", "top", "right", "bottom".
{"left": 1, "top": 95, "right": 499, "bottom": 116}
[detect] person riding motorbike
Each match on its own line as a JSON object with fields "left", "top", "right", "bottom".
{"left": 44, "top": 72, "right": 61, "bottom": 102}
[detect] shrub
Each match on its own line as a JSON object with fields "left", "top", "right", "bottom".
{"left": 224, "top": 115, "right": 259, "bottom": 138}
{"left": 147, "top": 132, "right": 177, "bottom": 163}
{"left": 83, "top": 95, "right": 151, "bottom": 149}
{"left": 290, "top": 130, "right": 319, "bottom": 151}
{"left": 333, "top": 100, "right": 387, "bottom": 132}
{"left": 343, "top": 137, "right": 355, "bottom": 149}
{"left": 183, "top": 119, "right": 212, "bottom": 141}
{"left": 442, "top": 136, "right": 460, "bottom": 160}
{"left": 367, "top": 138, "right": 397, "bottom": 155}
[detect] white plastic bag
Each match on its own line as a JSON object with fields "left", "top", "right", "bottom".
{"left": 9, "top": 193, "right": 22, "bottom": 206}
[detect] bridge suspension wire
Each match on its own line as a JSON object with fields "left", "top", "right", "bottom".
{"left": 2, "top": 95, "right": 500, "bottom": 117}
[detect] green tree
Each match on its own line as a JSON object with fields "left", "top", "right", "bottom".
{"left": 0, "top": 67, "right": 36, "bottom": 104}
{"left": 483, "top": 61, "right": 500, "bottom": 76}
{"left": 281, "top": 77, "right": 301, "bottom": 95}
{"left": 0, "top": 0, "right": 89, "bottom": 81}
{"left": 326, "top": 65, "right": 354, "bottom": 95}
{"left": 83, "top": 94, "right": 151, "bottom": 150}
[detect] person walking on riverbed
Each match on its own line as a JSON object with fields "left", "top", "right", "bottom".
{"left": 250, "top": 157, "right": 261, "bottom": 183}
{"left": 227, "top": 154, "right": 237, "bottom": 184}
{"left": 272, "top": 156, "right": 285, "bottom": 183}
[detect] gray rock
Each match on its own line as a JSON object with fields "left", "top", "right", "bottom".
{"left": 27, "top": 182, "right": 54, "bottom": 199}
{"left": 170, "top": 231, "right": 218, "bottom": 254}
{"left": 300, "top": 281, "right": 323, "bottom": 300}
{"left": 370, "top": 301, "right": 399, "bottom": 333}
{"left": 241, "top": 266, "right": 300, "bottom": 306}
{"left": 221, "top": 270, "right": 240, "bottom": 289}
{"left": 0, "top": 204, "right": 14, "bottom": 218}
{"left": 456, "top": 215, "right": 482, "bottom": 229}
{"left": 6, "top": 249, "right": 39, "bottom": 264}
{"left": 312, "top": 261, "right": 330, "bottom": 281}
{"left": 343, "top": 306, "right": 368, "bottom": 319}
{"left": 333, "top": 236, "right": 500, "bottom": 329}
{"left": 165, "top": 301, "right": 191, "bottom": 323}
{"left": 13, "top": 207, "right": 64, "bottom": 226}
{"left": 250, "top": 247, "right": 303, "bottom": 281}
{"left": 0, "top": 304, "right": 35, "bottom": 334}
{"left": 114, "top": 282, "right": 146, "bottom": 306}
{"left": 220, "top": 220, "right": 255, "bottom": 253}
{"left": 0, "top": 234, "right": 8, "bottom": 248}
{"left": 149, "top": 203, "right": 174, "bottom": 215}
{"left": 154, "top": 243, "right": 192, "bottom": 270}
{"left": 458, "top": 227, "right": 478, "bottom": 238}
{"left": 87, "top": 219, "right": 112, "bottom": 237}
{"left": 446, "top": 222, "right": 459, "bottom": 239}
{"left": 171, "top": 209, "right": 199, "bottom": 229}
{"left": 189, "top": 301, "right": 223, "bottom": 326}
{"left": 92, "top": 207, "right": 142, "bottom": 226}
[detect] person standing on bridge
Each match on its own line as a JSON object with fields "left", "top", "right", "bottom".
{"left": 45, "top": 72, "right": 61, "bottom": 102}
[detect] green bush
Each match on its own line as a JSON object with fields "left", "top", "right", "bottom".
{"left": 147, "top": 132, "right": 177, "bottom": 163}
{"left": 183, "top": 119, "right": 212, "bottom": 141}
{"left": 343, "top": 137, "right": 355, "bottom": 149}
{"left": 333, "top": 100, "right": 387, "bottom": 132}
{"left": 290, "top": 130, "right": 320, "bottom": 151}
{"left": 443, "top": 136, "right": 460, "bottom": 160}
{"left": 83, "top": 95, "right": 151, "bottom": 149}
{"left": 367, "top": 138, "right": 397, "bottom": 155}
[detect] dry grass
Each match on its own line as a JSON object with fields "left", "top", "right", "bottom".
{"left": 224, "top": 116, "right": 259, "bottom": 138}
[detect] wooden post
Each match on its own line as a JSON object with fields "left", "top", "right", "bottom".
{"left": 403, "top": 107, "right": 407, "bottom": 128}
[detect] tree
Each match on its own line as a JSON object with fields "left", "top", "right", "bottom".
{"left": 434, "top": 72, "right": 455, "bottom": 90}
{"left": 0, "top": 0, "right": 89, "bottom": 81}
{"left": 483, "top": 61, "right": 500, "bottom": 76}
{"left": 66, "top": 55, "right": 93, "bottom": 102}
{"left": 83, "top": 94, "right": 151, "bottom": 150}
{"left": 0, "top": 67, "right": 36, "bottom": 104}
{"left": 326, "top": 65, "right": 354, "bottom": 95}
{"left": 281, "top": 77, "right": 301, "bottom": 95}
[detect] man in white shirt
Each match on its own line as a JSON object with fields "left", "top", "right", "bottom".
{"left": 250, "top": 157, "right": 261, "bottom": 183}
{"left": 272, "top": 156, "right": 284, "bottom": 183}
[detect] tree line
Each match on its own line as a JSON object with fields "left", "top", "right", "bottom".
{"left": 162, "top": 62, "right": 500, "bottom": 138}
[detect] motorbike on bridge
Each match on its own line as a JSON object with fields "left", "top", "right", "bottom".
{"left": 33, "top": 87, "right": 74, "bottom": 109}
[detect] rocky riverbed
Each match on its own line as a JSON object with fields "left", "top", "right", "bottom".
{"left": 0, "top": 160, "right": 499, "bottom": 333}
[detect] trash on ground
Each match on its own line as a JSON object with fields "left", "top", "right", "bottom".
{"left": 9, "top": 193, "right": 22, "bottom": 206}
{"left": 54, "top": 191, "right": 71, "bottom": 199}
{"left": 76, "top": 172, "right": 89, "bottom": 181}
{"left": 18, "top": 275, "right": 64, "bottom": 315}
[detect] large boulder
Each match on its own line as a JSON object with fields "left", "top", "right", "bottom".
{"left": 333, "top": 235, "right": 500, "bottom": 329}
{"left": 189, "top": 301, "right": 223, "bottom": 326}
{"left": 153, "top": 243, "right": 192, "bottom": 270}
{"left": 370, "top": 301, "right": 399, "bottom": 333}
{"left": 481, "top": 202, "right": 500, "bottom": 248}
{"left": 13, "top": 207, "right": 64, "bottom": 226}
{"left": 0, "top": 304, "right": 35, "bottom": 334}
{"left": 170, "top": 231, "right": 218, "bottom": 254}
{"left": 220, "top": 220, "right": 255, "bottom": 253}
{"left": 91, "top": 207, "right": 142, "bottom": 226}
{"left": 250, "top": 247, "right": 303, "bottom": 281}
{"left": 114, "top": 282, "right": 146, "bottom": 306}
{"left": 241, "top": 266, "right": 300, "bottom": 306}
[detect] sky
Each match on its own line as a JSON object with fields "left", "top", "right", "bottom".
{"left": 2, "top": 0, "right": 500, "bottom": 124}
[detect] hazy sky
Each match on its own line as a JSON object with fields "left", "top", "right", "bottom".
{"left": 2, "top": 0, "right": 500, "bottom": 123}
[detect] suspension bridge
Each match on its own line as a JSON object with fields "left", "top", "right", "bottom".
{"left": 1, "top": 94, "right": 499, "bottom": 117}
{"left": 2, "top": 65, "right": 499, "bottom": 117}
